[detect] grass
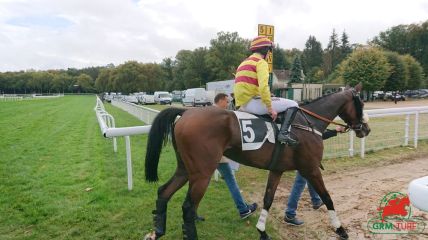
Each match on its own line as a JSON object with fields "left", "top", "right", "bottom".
{"left": 0, "top": 96, "right": 279, "bottom": 240}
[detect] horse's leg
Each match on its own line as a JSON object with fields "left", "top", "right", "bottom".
{"left": 153, "top": 161, "right": 188, "bottom": 239}
{"left": 301, "top": 169, "right": 349, "bottom": 240}
{"left": 182, "top": 176, "right": 211, "bottom": 240}
{"left": 256, "top": 171, "right": 283, "bottom": 240}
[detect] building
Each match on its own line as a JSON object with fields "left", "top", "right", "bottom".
{"left": 272, "top": 70, "right": 323, "bottom": 102}
{"left": 206, "top": 70, "right": 326, "bottom": 103}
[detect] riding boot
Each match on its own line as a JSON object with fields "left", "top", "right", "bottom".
{"left": 277, "top": 107, "right": 299, "bottom": 146}
{"left": 153, "top": 198, "right": 168, "bottom": 237}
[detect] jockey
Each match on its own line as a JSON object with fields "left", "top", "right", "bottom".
{"left": 234, "top": 36, "right": 299, "bottom": 146}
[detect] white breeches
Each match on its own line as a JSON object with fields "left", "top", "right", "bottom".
{"left": 239, "top": 97, "right": 298, "bottom": 115}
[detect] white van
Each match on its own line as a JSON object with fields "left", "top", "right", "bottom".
{"left": 154, "top": 91, "right": 172, "bottom": 105}
{"left": 138, "top": 94, "right": 155, "bottom": 105}
{"left": 182, "top": 88, "right": 209, "bottom": 107}
{"left": 125, "top": 95, "right": 139, "bottom": 104}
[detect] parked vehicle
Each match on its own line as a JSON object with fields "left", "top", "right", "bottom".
{"left": 418, "top": 89, "right": 428, "bottom": 98}
{"left": 372, "top": 91, "right": 385, "bottom": 100}
{"left": 182, "top": 88, "right": 209, "bottom": 107}
{"left": 138, "top": 94, "right": 155, "bottom": 105}
{"left": 125, "top": 95, "right": 139, "bottom": 104}
{"left": 104, "top": 94, "right": 112, "bottom": 103}
{"left": 391, "top": 93, "right": 406, "bottom": 101}
{"left": 172, "top": 90, "right": 183, "bottom": 102}
{"left": 154, "top": 91, "right": 170, "bottom": 104}
{"left": 384, "top": 92, "right": 405, "bottom": 101}
{"left": 404, "top": 90, "right": 421, "bottom": 98}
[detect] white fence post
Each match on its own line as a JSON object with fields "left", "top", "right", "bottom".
{"left": 349, "top": 130, "right": 354, "bottom": 157}
{"left": 404, "top": 114, "right": 410, "bottom": 146}
{"left": 360, "top": 137, "right": 365, "bottom": 158}
{"left": 414, "top": 112, "right": 419, "bottom": 148}
{"left": 125, "top": 136, "right": 133, "bottom": 190}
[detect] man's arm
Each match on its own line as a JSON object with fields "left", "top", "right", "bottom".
{"left": 322, "top": 126, "right": 346, "bottom": 140}
{"left": 322, "top": 129, "right": 338, "bottom": 140}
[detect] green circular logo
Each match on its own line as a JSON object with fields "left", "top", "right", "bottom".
{"left": 378, "top": 192, "right": 411, "bottom": 220}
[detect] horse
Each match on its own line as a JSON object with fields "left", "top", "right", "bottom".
{"left": 143, "top": 83, "right": 370, "bottom": 240}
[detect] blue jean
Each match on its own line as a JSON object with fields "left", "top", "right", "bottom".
{"left": 217, "top": 162, "right": 248, "bottom": 213}
{"left": 285, "top": 171, "right": 322, "bottom": 218}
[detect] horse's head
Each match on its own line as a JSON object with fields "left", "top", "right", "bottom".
{"left": 339, "top": 83, "right": 371, "bottom": 138}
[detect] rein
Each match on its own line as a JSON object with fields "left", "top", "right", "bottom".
{"left": 299, "top": 107, "right": 349, "bottom": 129}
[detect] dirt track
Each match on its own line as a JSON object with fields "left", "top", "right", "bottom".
{"left": 265, "top": 99, "right": 428, "bottom": 239}
{"left": 364, "top": 99, "right": 428, "bottom": 110}
{"left": 270, "top": 157, "right": 428, "bottom": 239}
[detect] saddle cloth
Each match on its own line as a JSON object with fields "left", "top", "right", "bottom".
{"left": 233, "top": 111, "right": 275, "bottom": 151}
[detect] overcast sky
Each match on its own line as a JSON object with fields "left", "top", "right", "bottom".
{"left": 0, "top": 0, "right": 427, "bottom": 72}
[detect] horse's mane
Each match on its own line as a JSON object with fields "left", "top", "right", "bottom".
{"left": 354, "top": 93, "right": 363, "bottom": 120}
{"left": 300, "top": 89, "right": 363, "bottom": 120}
{"left": 299, "top": 91, "right": 339, "bottom": 106}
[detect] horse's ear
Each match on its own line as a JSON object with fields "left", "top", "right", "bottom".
{"left": 354, "top": 82, "right": 362, "bottom": 93}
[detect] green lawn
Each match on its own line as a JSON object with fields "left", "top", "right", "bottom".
{"left": 0, "top": 96, "right": 279, "bottom": 240}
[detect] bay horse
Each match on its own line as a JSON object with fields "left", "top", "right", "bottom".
{"left": 144, "top": 83, "right": 370, "bottom": 240}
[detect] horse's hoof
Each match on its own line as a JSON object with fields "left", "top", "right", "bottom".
{"left": 143, "top": 231, "right": 157, "bottom": 240}
{"left": 335, "top": 226, "right": 349, "bottom": 240}
{"left": 257, "top": 229, "right": 271, "bottom": 240}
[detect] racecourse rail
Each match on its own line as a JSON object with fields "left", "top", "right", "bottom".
{"left": 0, "top": 93, "right": 64, "bottom": 101}
{"left": 95, "top": 97, "right": 428, "bottom": 190}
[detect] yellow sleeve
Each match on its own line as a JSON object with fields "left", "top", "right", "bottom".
{"left": 256, "top": 60, "right": 272, "bottom": 108}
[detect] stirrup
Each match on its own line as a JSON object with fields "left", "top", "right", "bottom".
{"left": 278, "top": 134, "right": 298, "bottom": 146}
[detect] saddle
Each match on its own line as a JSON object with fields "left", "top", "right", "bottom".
{"left": 251, "top": 113, "right": 285, "bottom": 170}
{"left": 235, "top": 110, "right": 322, "bottom": 170}
{"left": 233, "top": 111, "right": 286, "bottom": 170}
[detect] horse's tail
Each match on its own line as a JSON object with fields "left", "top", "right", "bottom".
{"left": 145, "top": 107, "right": 187, "bottom": 182}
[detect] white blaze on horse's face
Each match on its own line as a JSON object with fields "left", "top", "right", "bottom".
{"left": 362, "top": 112, "right": 369, "bottom": 123}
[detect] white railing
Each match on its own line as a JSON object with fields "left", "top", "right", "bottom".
{"left": 95, "top": 97, "right": 151, "bottom": 190}
{"left": 0, "top": 94, "right": 64, "bottom": 101}
{"left": 103, "top": 99, "right": 428, "bottom": 188}
{"left": 323, "top": 106, "right": 428, "bottom": 158}
{"left": 111, "top": 99, "right": 159, "bottom": 124}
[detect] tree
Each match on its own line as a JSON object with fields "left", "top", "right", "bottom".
{"left": 372, "top": 20, "right": 428, "bottom": 77}
{"left": 76, "top": 74, "right": 95, "bottom": 93}
{"left": 302, "top": 36, "right": 323, "bottom": 70}
{"left": 339, "top": 48, "right": 390, "bottom": 91}
{"left": 273, "top": 44, "right": 290, "bottom": 70}
{"left": 340, "top": 31, "right": 352, "bottom": 61}
{"left": 301, "top": 36, "right": 323, "bottom": 81}
{"left": 95, "top": 68, "right": 112, "bottom": 93}
{"left": 402, "top": 54, "right": 425, "bottom": 89}
{"left": 110, "top": 61, "right": 144, "bottom": 94}
{"left": 290, "top": 56, "right": 303, "bottom": 83}
{"left": 140, "top": 63, "right": 164, "bottom": 92}
{"left": 28, "top": 71, "right": 53, "bottom": 94}
{"left": 323, "top": 29, "right": 341, "bottom": 75}
{"left": 383, "top": 51, "right": 407, "bottom": 91}
{"left": 174, "top": 50, "right": 200, "bottom": 88}
{"left": 206, "top": 32, "right": 249, "bottom": 81}
{"left": 52, "top": 73, "right": 72, "bottom": 93}
{"left": 160, "top": 58, "right": 175, "bottom": 91}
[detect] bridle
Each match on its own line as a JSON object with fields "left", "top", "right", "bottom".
{"left": 346, "top": 89, "right": 369, "bottom": 132}
{"left": 299, "top": 89, "right": 368, "bottom": 132}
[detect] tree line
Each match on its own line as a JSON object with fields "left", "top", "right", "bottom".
{"left": 0, "top": 20, "right": 427, "bottom": 94}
